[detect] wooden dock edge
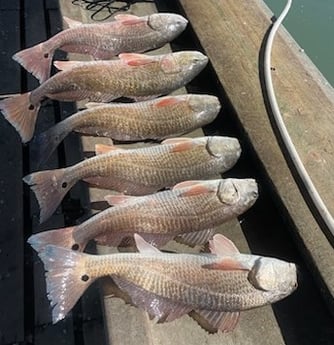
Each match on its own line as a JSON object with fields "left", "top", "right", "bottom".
{"left": 176, "top": 0, "right": 334, "bottom": 309}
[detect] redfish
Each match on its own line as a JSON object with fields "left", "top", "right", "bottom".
{"left": 28, "top": 178, "right": 258, "bottom": 252}
{"left": 35, "top": 234, "right": 297, "bottom": 330}
{"left": 34, "top": 94, "right": 221, "bottom": 166}
{"left": 0, "top": 51, "right": 208, "bottom": 143}
{"left": 13, "top": 13, "right": 188, "bottom": 83}
{"left": 23, "top": 136, "right": 241, "bottom": 223}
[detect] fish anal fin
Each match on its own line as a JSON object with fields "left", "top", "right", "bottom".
{"left": 176, "top": 228, "right": 215, "bottom": 247}
{"left": 134, "top": 234, "right": 161, "bottom": 254}
{"left": 104, "top": 194, "right": 138, "bottom": 206}
{"left": 202, "top": 257, "right": 248, "bottom": 271}
{"left": 119, "top": 53, "right": 156, "bottom": 66}
{"left": 195, "top": 309, "right": 240, "bottom": 333}
{"left": 209, "top": 234, "right": 240, "bottom": 256}
{"left": 112, "top": 276, "right": 191, "bottom": 322}
{"left": 63, "top": 16, "right": 82, "bottom": 29}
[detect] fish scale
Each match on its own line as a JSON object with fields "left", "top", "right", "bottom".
{"left": 28, "top": 178, "right": 258, "bottom": 251}
{"left": 87, "top": 253, "right": 269, "bottom": 311}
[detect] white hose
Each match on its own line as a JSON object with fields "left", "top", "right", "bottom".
{"left": 264, "top": 0, "right": 334, "bottom": 237}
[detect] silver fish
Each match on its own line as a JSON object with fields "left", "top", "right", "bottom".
{"left": 13, "top": 13, "right": 188, "bottom": 83}
{"left": 23, "top": 136, "right": 241, "bottom": 223}
{"left": 28, "top": 178, "right": 258, "bottom": 251}
{"left": 35, "top": 234, "right": 298, "bottom": 330}
{"left": 0, "top": 51, "right": 208, "bottom": 143}
{"left": 34, "top": 94, "right": 221, "bottom": 166}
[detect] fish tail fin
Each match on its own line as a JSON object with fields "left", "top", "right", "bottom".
{"left": 13, "top": 43, "right": 52, "bottom": 83}
{"left": 23, "top": 168, "right": 75, "bottom": 223}
{"left": 0, "top": 92, "right": 40, "bottom": 143}
{"left": 33, "top": 121, "right": 70, "bottom": 167}
{"left": 28, "top": 225, "right": 85, "bottom": 253}
{"left": 38, "top": 245, "right": 95, "bottom": 323}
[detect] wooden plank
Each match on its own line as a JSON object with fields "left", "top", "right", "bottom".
{"left": 0, "top": 3, "right": 24, "bottom": 344}
{"left": 176, "top": 0, "right": 334, "bottom": 310}
{"left": 23, "top": 1, "right": 76, "bottom": 343}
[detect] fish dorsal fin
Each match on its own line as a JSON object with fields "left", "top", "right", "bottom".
{"left": 63, "top": 16, "right": 82, "bottom": 29}
{"left": 85, "top": 102, "right": 106, "bottom": 108}
{"left": 155, "top": 96, "right": 186, "bottom": 108}
{"left": 104, "top": 194, "right": 138, "bottom": 206}
{"left": 209, "top": 234, "right": 240, "bottom": 256}
{"left": 119, "top": 53, "right": 156, "bottom": 66}
{"left": 114, "top": 14, "right": 145, "bottom": 25}
{"left": 134, "top": 234, "right": 161, "bottom": 254}
{"left": 95, "top": 144, "right": 123, "bottom": 155}
{"left": 54, "top": 60, "right": 84, "bottom": 71}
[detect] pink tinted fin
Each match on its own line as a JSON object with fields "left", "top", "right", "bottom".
{"left": 195, "top": 309, "right": 240, "bottom": 333}
{"left": 37, "top": 245, "right": 95, "bottom": 324}
{"left": 23, "top": 168, "right": 75, "bottom": 223}
{"left": 95, "top": 232, "right": 128, "bottom": 247}
{"left": 119, "top": 53, "right": 156, "bottom": 66}
{"left": 85, "top": 102, "right": 106, "bottom": 108}
{"left": 134, "top": 233, "right": 161, "bottom": 254}
{"left": 0, "top": 92, "right": 40, "bottom": 143}
{"left": 172, "top": 180, "right": 205, "bottom": 190}
{"left": 177, "top": 184, "right": 215, "bottom": 197}
{"left": 114, "top": 14, "right": 141, "bottom": 21}
{"left": 112, "top": 276, "right": 191, "bottom": 322}
{"left": 155, "top": 96, "right": 185, "bottom": 108}
{"left": 169, "top": 141, "right": 195, "bottom": 153}
{"left": 28, "top": 226, "right": 85, "bottom": 253}
{"left": 54, "top": 60, "right": 84, "bottom": 71}
{"left": 209, "top": 234, "right": 240, "bottom": 256}
{"left": 160, "top": 55, "right": 181, "bottom": 74}
{"left": 161, "top": 137, "right": 193, "bottom": 145}
{"left": 95, "top": 143, "right": 123, "bottom": 155}
{"left": 202, "top": 257, "right": 249, "bottom": 271}
{"left": 13, "top": 43, "right": 52, "bottom": 83}
{"left": 63, "top": 16, "right": 82, "bottom": 29}
{"left": 104, "top": 194, "right": 138, "bottom": 206}
{"left": 176, "top": 228, "right": 215, "bottom": 247}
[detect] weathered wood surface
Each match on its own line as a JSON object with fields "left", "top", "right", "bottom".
{"left": 0, "top": 1, "right": 24, "bottom": 343}
{"left": 176, "top": 0, "right": 334, "bottom": 308}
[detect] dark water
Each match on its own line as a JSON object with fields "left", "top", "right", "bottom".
{"left": 264, "top": 0, "right": 334, "bottom": 86}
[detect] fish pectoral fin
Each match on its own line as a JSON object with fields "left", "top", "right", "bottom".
{"left": 202, "top": 257, "right": 249, "bottom": 271}
{"left": 161, "top": 137, "right": 194, "bottom": 145}
{"left": 175, "top": 228, "right": 215, "bottom": 247}
{"left": 209, "top": 234, "right": 240, "bottom": 255}
{"left": 155, "top": 96, "right": 187, "bottom": 108}
{"left": 112, "top": 276, "right": 191, "bottom": 322}
{"left": 54, "top": 60, "right": 85, "bottom": 71}
{"left": 85, "top": 102, "right": 106, "bottom": 108}
{"left": 195, "top": 309, "right": 240, "bottom": 333}
{"left": 104, "top": 194, "right": 139, "bottom": 206}
{"left": 114, "top": 14, "right": 146, "bottom": 26}
{"left": 161, "top": 138, "right": 196, "bottom": 153}
{"left": 119, "top": 53, "right": 157, "bottom": 66}
{"left": 63, "top": 16, "right": 82, "bottom": 29}
{"left": 95, "top": 143, "right": 124, "bottom": 155}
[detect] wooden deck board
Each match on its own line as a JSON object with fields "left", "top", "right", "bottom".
{"left": 0, "top": 1, "right": 24, "bottom": 343}
{"left": 176, "top": 0, "right": 334, "bottom": 309}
